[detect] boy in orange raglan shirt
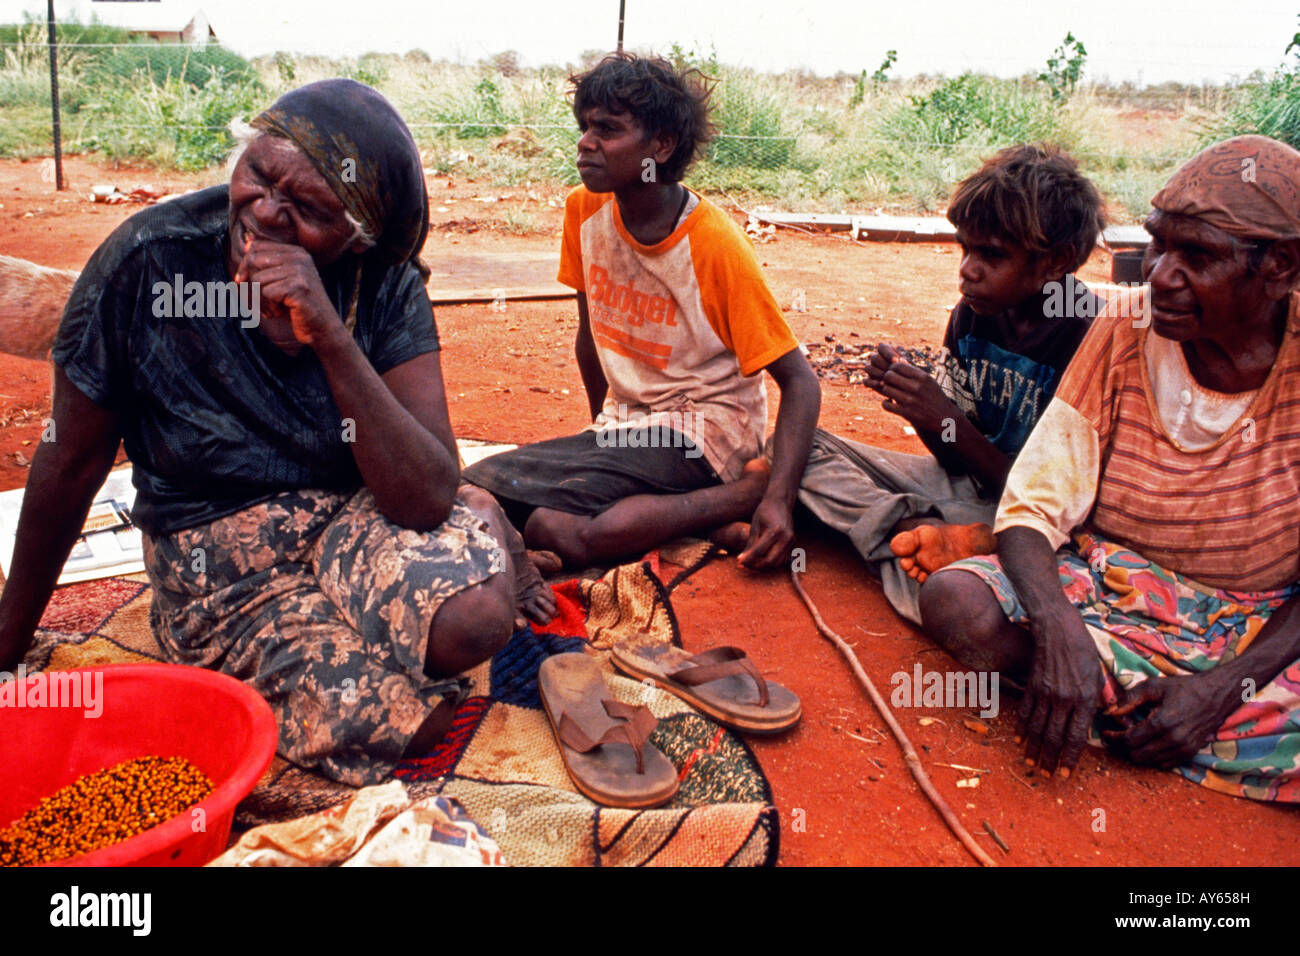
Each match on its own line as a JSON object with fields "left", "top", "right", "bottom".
{"left": 464, "top": 53, "right": 820, "bottom": 581}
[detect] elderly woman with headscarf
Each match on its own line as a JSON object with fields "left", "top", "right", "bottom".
{"left": 0, "top": 80, "right": 552, "bottom": 786}
{"left": 918, "top": 135, "right": 1300, "bottom": 802}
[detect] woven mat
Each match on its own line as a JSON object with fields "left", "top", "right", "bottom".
{"left": 24, "top": 540, "right": 779, "bottom": 867}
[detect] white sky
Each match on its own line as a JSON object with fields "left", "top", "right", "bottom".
{"left": 4, "top": 0, "right": 1298, "bottom": 85}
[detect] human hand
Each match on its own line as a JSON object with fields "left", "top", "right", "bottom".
{"left": 1102, "top": 674, "right": 1237, "bottom": 768}
{"left": 737, "top": 496, "right": 795, "bottom": 571}
{"left": 1018, "top": 606, "right": 1105, "bottom": 776}
{"left": 236, "top": 235, "right": 341, "bottom": 355}
{"left": 864, "top": 343, "right": 906, "bottom": 393}
{"left": 877, "top": 360, "right": 956, "bottom": 434}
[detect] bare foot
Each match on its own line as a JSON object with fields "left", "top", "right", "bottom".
{"left": 735, "top": 456, "right": 772, "bottom": 510}
{"left": 706, "top": 459, "right": 770, "bottom": 556}
{"left": 889, "top": 522, "right": 996, "bottom": 583}
{"left": 708, "top": 521, "right": 751, "bottom": 555}
{"left": 527, "top": 549, "right": 563, "bottom": 575}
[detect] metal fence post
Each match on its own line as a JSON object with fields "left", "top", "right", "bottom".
{"left": 46, "top": 0, "right": 64, "bottom": 190}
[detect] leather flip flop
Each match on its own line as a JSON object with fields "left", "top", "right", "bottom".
{"left": 538, "top": 653, "right": 679, "bottom": 809}
{"left": 610, "top": 642, "right": 801, "bottom": 734}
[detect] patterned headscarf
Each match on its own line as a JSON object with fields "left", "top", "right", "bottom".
{"left": 251, "top": 79, "right": 429, "bottom": 269}
{"left": 1152, "top": 134, "right": 1300, "bottom": 241}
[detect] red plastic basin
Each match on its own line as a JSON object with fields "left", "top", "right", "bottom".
{"left": 1, "top": 662, "right": 277, "bottom": 866}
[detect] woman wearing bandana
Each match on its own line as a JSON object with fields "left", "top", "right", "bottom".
{"left": 0, "top": 81, "right": 539, "bottom": 785}
{"left": 920, "top": 136, "right": 1300, "bottom": 803}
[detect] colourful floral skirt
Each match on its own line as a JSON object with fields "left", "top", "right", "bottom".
{"left": 946, "top": 531, "right": 1300, "bottom": 802}
{"left": 144, "top": 487, "right": 501, "bottom": 787}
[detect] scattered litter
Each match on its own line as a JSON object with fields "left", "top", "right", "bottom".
{"left": 955, "top": 777, "right": 980, "bottom": 789}
{"left": 804, "top": 337, "right": 942, "bottom": 387}
{"left": 963, "top": 718, "right": 990, "bottom": 736}
{"left": 935, "top": 762, "right": 989, "bottom": 774}
{"left": 744, "top": 216, "right": 777, "bottom": 242}
{"left": 90, "top": 185, "right": 166, "bottom": 205}
{"left": 918, "top": 717, "right": 943, "bottom": 727}
{"left": 902, "top": 425, "right": 917, "bottom": 436}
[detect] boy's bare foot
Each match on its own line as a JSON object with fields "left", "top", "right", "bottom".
{"left": 706, "top": 459, "right": 771, "bottom": 556}
{"left": 889, "top": 522, "right": 996, "bottom": 583}
{"left": 735, "top": 456, "right": 772, "bottom": 508}
{"left": 708, "top": 521, "right": 751, "bottom": 555}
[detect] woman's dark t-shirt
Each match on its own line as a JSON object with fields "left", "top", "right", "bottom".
{"left": 52, "top": 185, "right": 440, "bottom": 536}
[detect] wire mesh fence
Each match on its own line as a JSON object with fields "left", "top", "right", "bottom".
{"left": 1, "top": 14, "right": 1295, "bottom": 219}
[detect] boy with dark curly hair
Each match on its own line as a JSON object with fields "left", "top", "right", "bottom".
{"left": 795, "top": 144, "right": 1106, "bottom": 623}
{"left": 464, "top": 53, "right": 821, "bottom": 579}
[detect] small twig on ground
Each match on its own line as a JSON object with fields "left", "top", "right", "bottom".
{"left": 982, "top": 820, "right": 1011, "bottom": 855}
{"left": 934, "top": 762, "right": 990, "bottom": 774}
{"left": 790, "top": 569, "right": 998, "bottom": 868}
{"left": 846, "top": 731, "right": 878, "bottom": 745}
{"left": 854, "top": 624, "right": 887, "bottom": 638}
{"left": 1011, "top": 771, "right": 1038, "bottom": 792}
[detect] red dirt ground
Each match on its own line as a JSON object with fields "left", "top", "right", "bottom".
{"left": 1, "top": 154, "right": 1296, "bottom": 866}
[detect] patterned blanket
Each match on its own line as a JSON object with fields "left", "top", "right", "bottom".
{"left": 23, "top": 540, "right": 779, "bottom": 866}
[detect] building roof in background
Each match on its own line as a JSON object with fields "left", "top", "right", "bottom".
{"left": 79, "top": 1, "right": 214, "bottom": 39}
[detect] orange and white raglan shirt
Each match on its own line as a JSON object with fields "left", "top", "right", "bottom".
{"left": 557, "top": 185, "right": 798, "bottom": 482}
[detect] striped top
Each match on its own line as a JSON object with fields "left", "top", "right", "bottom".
{"left": 995, "top": 293, "right": 1300, "bottom": 592}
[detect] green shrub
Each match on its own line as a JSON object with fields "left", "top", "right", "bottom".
{"left": 88, "top": 43, "right": 256, "bottom": 89}
{"left": 1206, "top": 18, "right": 1300, "bottom": 150}
{"left": 709, "top": 73, "right": 795, "bottom": 169}
{"left": 79, "top": 71, "right": 264, "bottom": 170}
{"left": 886, "top": 74, "right": 1059, "bottom": 147}
{"left": 1209, "top": 72, "right": 1300, "bottom": 150}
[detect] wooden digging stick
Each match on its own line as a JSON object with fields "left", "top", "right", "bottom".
{"left": 790, "top": 569, "right": 998, "bottom": 867}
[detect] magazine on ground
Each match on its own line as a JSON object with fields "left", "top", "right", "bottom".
{"left": 0, "top": 441, "right": 521, "bottom": 587}
{"left": 0, "top": 466, "right": 143, "bottom": 586}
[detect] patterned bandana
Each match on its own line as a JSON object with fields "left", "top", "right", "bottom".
{"left": 251, "top": 79, "right": 429, "bottom": 268}
{"left": 1152, "top": 134, "right": 1300, "bottom": 241}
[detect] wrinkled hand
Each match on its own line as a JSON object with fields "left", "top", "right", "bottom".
{"left": 737, "top": 496, "right": 794, "bottom": 571}
{"left": 1019, "top": 607, "right": 1105, "bottom": 776}
{"left": 867, "top": 343, "right": 957, "bottom": 433}
{"left": 1102, "top": 674, "right": 1237, "bottom": 769}
{"left": 236, "top": 237, "right": 341, "bottom": 355}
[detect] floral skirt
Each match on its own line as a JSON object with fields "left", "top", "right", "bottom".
{"left": 144, "top": 487, "right": 501, "bottom": 787}
{"left": 946, "top": 531, "right": 1300, "bottom": 802}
